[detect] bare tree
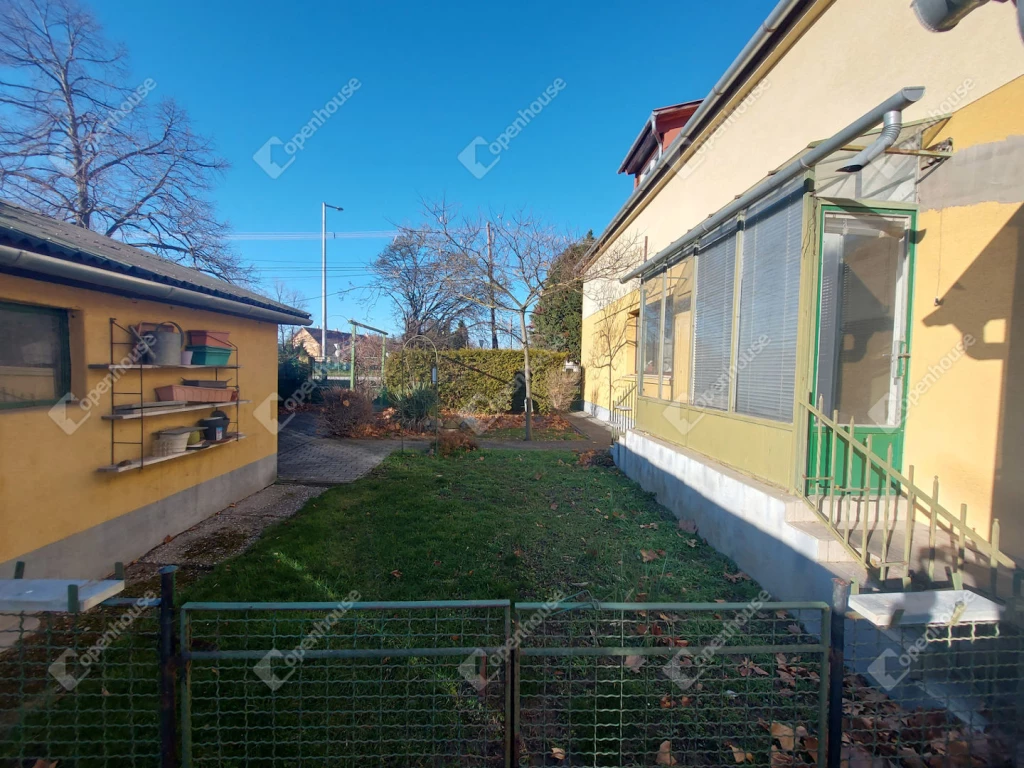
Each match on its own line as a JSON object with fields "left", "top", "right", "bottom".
{"left": 272, "top": 279, "right": 309, "bottom": 347}
{"left": 0, "top": 0, "right": 240, "bottom": 280}
{"left": 366, "top": 229, "right": 479, "bottom": 344}
{"left": 413, "top": 201, "right": 640, "bottom": 440}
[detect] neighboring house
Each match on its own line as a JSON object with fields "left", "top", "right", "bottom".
{"left": 0, "top": 201, "right": 311, "bottom": 579}
{"left": 292, "top": 326, "right": 353, "bottom": 363}
{"left": 618, "top": 99, "right": 703, "bottom": 188}
{"left": 581, "top": 0, "right": 1023, "bottom": 605}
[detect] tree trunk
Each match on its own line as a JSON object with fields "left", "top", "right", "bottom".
{"left": 520, "top": 309, "right": 532, "bottom": 441}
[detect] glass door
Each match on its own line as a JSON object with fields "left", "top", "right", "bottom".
{"left": 810, "top": 207, "right": 915, "bottom": 492}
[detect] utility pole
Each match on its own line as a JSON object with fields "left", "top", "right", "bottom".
{"left": 321, "top": 202, "right": 344, "bottom": 379}
{"left": 487, "top": 222, "right": 498, "bottom": 349}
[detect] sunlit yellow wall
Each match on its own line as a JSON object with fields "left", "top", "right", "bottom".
{"left": 903, "top": 77, "right": 1024, "bottom": 556}
{"left": 636, "top": 397, "right": 796, "bottom": 488}
{"left": 581, "top": 288, "right": 638, "bottom": 415}
{"left": 0, "top": 273, "right": 280, "bottom": 564}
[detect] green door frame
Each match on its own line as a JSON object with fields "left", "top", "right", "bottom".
{"left": 808, "top": 203, "right": 918, "bottom": 493}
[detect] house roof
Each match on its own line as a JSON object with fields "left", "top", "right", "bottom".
{"left": 0, "top": 200, "right": 311, "bottom": 323}
{"left": 618, "top": 99, "right": 704, "bottom": 175}
{"left": 297, "top": 327, "right": 353, "bottom": 347}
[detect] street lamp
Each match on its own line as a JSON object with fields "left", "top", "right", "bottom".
{"left": 321, "top": 202, "right": 344, "bottom": 379}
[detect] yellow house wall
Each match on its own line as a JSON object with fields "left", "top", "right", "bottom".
{"left": 0, "top": 273, "right": 280, "bottom": 564}
{"left": 902, "top": 77, "right": 1024, "bottom": 557}
{"left": 581, "top": 288, "right": 638, "bottom": 414}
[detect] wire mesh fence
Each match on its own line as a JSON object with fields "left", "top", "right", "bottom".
{"left": 840, "top": 612, "right": 1023, "bottom": 767}
{"left": 0, "top": 597, "right": 162, "bottom": 767}
{"left": 514, "top": 601, "right": 830, "bottom": 767}
{"left": 2, "top": 593, "right": 1023, "bottom": 767}
{"left": 181, "top": 600, "right": 511, "bottom": 767}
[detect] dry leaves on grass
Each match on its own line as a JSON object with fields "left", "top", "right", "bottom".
{"left": 550, "top": 747, "right": 566, "bottom": 761}
{"left": 677, "top": 518, "right": 698, "bottom": 533}
{"left": 640, "top": 549, "right": 666, "bottom": 563}
{"left": 727, "top": 742, "right": 755, "bottom": 763}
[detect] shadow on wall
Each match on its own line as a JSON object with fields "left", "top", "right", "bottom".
{"left": 923, "top": 203, "right": 1024, "bottom": 559}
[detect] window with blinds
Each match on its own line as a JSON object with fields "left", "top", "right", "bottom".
{"left": 734, "top": 180, "right": 806, "bottom": 421}
{"left": 690, "top": 220, "right": 738, "bottom": 410}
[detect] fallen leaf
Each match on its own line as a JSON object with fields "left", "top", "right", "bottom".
{"left": 678, "top": 519, "right": 697, "bottom": 533}
{"left": 101, "top": 687, "right": 111, "bottom": 696}
{"left": 534, "top": 473, "right": 543, "bottom": 480}
{"left": 550, "top": 503, "right": 558, "bottom": 510}
{"left": 656, "top": 740, "right": 678, "bottom": 766}
{"left": 771, "top": 722, "right": 796, "bottom": 752}
{"left": 727, "top": 742, "right": 754, "bottom": 763}
{"left": 163, "top": 535, "right": 173, "bottom": 544}
{"left": 787, "top": 624, "right": 802, "bottom": 636}
{"left": 775, "top": 610, "right": 788, "bottom": 620}
{"left": 640, "top": 549, "right": 662, "bottom": 563}
{"left": 684, "top": 538, "right": 698, "bottom": 548}
{"left": 770, "top": 746, "right": 795, "bottom": 766}
{"left": 640, "top": 522, "right": 659, "bottom": 530}
{"left": 624, "top": 655, "right": 645, "bottom": 673}
{"left": 433, "top": 560, "right": 441, "bottom": 566}
{"left": 550, "top": 747, "right": 566, "bottom": 761}
{"left": 723, "top": 569, "right": 750, "bottom": 583}
{"left": 659, "top": 694, "right": 674, "bottom": 709}
{"left": 390, "top": 570, "right": 402, "bottom": 579}
{"left": 31, "top": 761, "right": 58, "bottom": 768}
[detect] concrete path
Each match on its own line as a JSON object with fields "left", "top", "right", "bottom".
{"left": 277, "top": 412, "right": 428, "bottom": 484}
{"left": 477, "top": 411, "right": 615, "bottom": 451}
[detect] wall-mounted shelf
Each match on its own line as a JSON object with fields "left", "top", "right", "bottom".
{"left": 97, "top": 434, "right": 246, "bottom": 473}
{"left": 101, "top": 400, "right": 251, "bottom": 421}
{"left": 100, "top": 318, "right": 243, "bottom": 469}
{"left": 89, "top": 363, "right": 242, "bottom": 370}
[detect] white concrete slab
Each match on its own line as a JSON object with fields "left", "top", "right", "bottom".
{"left": 849, "top": 589, "right": 1004, "bottom": 627}
{"left": 0, "top": 579, "right": 124, "bottom": 612}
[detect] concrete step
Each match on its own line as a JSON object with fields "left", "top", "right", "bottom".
{"left": 786, "top": 494, "right": 914, "bottom": 524}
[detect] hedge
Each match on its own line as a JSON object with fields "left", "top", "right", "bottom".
{"left": 384, "top": 348, "right": 568, "bottom": 414}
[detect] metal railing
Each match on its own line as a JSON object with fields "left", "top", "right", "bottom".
{"left": 611, "top": 380, "right": 638, "bottom": 434}
{"left": 800, "top": 397, "right": 1020, "bottom": 597}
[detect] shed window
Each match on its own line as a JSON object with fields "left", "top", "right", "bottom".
{"left": 691, "top": 220, "right": 739, "bottom": 410}
{"left": 734, "top": 181, "right": 806, "bottom": 421}
{"left": 0, "top": 301, "right": 71, "bottom": 409}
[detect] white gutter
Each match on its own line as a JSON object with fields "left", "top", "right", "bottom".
{"left": 588, "top": 0, "right": 807, "bottom": 266}
{"left": 619, "top": 87, "right": 926, "bottom": 284}
{"left": 0, "top": 244, "right": 311, "bottom": 325}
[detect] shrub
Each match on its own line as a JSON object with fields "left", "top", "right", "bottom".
{"left": 389, "top": 384, "right": 439, "bottom": 429}
{"left": 384, "top": 349, "right": 568, "bottom": 415}
{"left": 439, "top": 430, "right": 478, "bottom": 457}
{"left": 278, "top": 346, "right": 313, "bottom": 402}
{"left": 319, "top": 388, "right": 374, "bottom": 437}
{"left": 545, "top": 367, "right": 580, "bottom": 413}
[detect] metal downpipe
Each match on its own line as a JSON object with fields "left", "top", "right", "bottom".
{"left": 837, "top": 110, "right": 904, "bottom": 173}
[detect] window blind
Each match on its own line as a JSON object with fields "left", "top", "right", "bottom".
{"left": 734, "top": 180, "right": 806, "bottom": 421}
{"left": 691, "top": 220, "right": 738, "bottom": 410}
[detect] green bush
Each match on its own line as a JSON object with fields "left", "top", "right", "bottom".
{"left": 389, "top": 384, "right": 439, "bottom": 429}
{"left": 384, "top": 348, "right": 568, "bottom": 414}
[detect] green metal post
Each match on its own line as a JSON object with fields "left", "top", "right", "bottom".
{"left": 350, "top": 320, "right": 357, "bottom": 390}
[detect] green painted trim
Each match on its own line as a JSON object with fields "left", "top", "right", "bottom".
{"left": 808, "top": 204, "right": 918, "bottom": 482}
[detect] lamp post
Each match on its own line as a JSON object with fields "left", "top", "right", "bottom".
{"left": 321, "top": 202, "right": 344, "bottom": 379}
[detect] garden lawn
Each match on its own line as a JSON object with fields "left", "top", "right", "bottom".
{"left": 476, "top": 413, "right": 581, "bottom": 442}
{"left": 183, "top": 449, "right": 761, "bottom": 605}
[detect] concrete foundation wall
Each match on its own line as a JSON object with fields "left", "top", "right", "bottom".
{"left": 584, "top": 401, "right": 611, "bottom": 423}
{"left": 0, "top": 454, "right": 276, "bottom": 580}
{"left": 614, "top": 429, "right": 841, "bottom": 605}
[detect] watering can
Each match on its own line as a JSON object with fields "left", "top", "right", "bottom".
{"left": 130, "top": 321, "right": 186, "bottom": 366}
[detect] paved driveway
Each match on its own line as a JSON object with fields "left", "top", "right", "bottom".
{"left": 277, "top": 412, "right": 425, "bottom": 484}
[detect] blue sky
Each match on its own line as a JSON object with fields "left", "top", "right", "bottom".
{"left": 93, "top": 0, "right": 776, "bottom": 336}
